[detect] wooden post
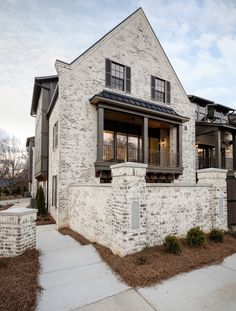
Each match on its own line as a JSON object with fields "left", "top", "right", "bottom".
{"left": 97, "top": 107, "right": 104, "bottom": 162}
{"left": 143, "top": 117, "right": 148, "bottom": 164}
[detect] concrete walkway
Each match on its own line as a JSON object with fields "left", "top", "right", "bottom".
{"left": 0, "top": 197, "right": 30, "bottom": 208}
{"left": 37, "top": 225, "right": 236, "bottom": 311}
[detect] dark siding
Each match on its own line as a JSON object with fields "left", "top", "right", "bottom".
{"left": 105, "top": 59, "right": 111, "bottom": 87}
{"left": 151, "top": 75, "right": 156, "bottom": 100}
{"left": 166, "top": 81, "right": 171, "bottom": 104}
{"left": 125, "top": 66, "right": 131, "bottom": 93}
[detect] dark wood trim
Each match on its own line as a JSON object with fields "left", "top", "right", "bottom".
{"left": 178, "top": 125, "right": 182, "bottom": 167}
{"left": 96, "top": 103, "right": 183, "bottom": 125}
{"left": 143, "top": 117, "right": 149, "bottom": 164}
{"left": 97, "top": 107, "right": 104, "bottom": 162}
{"left": 92, "top": 98, "right": 188, "bottom": 123}
{"left": 233, "top": 133, "right": 236, "bottom": 170}
{"left": 94, "top": 161, "right": 183, "bottom": 175}
{"left": 216, "top": 130, "right": 222, "bottom": 169}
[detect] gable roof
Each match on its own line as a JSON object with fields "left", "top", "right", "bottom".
{"left": 30, "top": 75, "right": 58, "bottom": 116}
{"left": 54, "top": 8, "right": 189, "bottom": 99}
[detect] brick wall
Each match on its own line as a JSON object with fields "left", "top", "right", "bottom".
{"left": 68, "top": 163, "right": 228, "bottom": 256}
{"left": 0, "top": 208, "right": 37, "bottom": 257}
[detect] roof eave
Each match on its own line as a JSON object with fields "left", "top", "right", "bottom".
{"left": 90, "top": 95, "right": 189, "bottom": 123}
{"left": 47, "top": 84, "right": 59, "bottom": 117}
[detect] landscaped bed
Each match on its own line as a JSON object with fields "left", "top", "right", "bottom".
{"left": 37, "top": 214, "right": 56, "bottom": 226}
{"left": 0, "top": 249, "right": 41, "bottom": 311}
{"left": 60, "top": 228, "right": 236, "bottom": 287}
{"left": 0, "top": 204, "right": 14, "bottom": 211}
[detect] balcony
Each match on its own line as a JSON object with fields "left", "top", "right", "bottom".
{"left": 103, "top": 145, "right": 180, "bottom": 168}
{"left": 197, "top": 156, "right": 233, "bottom": 170}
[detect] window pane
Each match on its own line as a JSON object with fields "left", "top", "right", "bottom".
{"left": 111, "top": 62, "right": 125, "bottom": 91}
{"left": 128, "top": 135, "right": 138, "bottom": 162}
{"left": 155, "top": 78, "right": 165, "bottom": 103}
{"left": 103, "top": 131, "right": 114, "bottom": 161}
{"left": 117, "top": 133, "right": 127, "bottom": 162}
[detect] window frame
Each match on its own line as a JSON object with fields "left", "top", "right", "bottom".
{"left": 105, "top": 59, "right": 131, "bottom": 93}
{"left": 53, "top": 121, "right": 58, "bottom": 150}
{"left": 52, "top": 175, "right": 57, "bottom": 208}
{"left": 111, "top": 61, "right": 125, "bottom": 91}
{"left": 151, "top": 76, "right": 170, "bottom": 104}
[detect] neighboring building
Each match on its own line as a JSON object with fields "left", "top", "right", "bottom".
{"left": 28, "top": 8, "right": 230, "bottom": 256}
{"left": 30, "top": 75, "right": 58, "bottom": 203}
{"left": 189, "top": 95, "right": 236, "bottom": 172}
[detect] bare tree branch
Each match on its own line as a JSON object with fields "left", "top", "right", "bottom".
{"left": 0, "top": 136, "right": 27, "bottom": 193}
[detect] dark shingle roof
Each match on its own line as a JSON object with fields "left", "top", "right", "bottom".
{"left": 91, "top": 90, "right": 180, "bottom": 117}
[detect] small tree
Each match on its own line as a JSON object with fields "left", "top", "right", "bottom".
{"left": 36, "top": 186, "right": 47, "bottom": 216}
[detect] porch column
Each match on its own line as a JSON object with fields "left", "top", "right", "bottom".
{"left": 143, "top": 117, "right": 148, "bottom": 164}
{"left": 178, "top": 125, "right": 182, "bottom": 167}
{"left": 216, "top": 130, "right": 222, "bottom": 168}
{"left": 97, "top": 107, "right": 104, "bottom": 162}
{"left": 233, "top": 133, "right": 236, "bottom": 170}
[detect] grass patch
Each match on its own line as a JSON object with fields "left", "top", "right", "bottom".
{"left": 0, "top": 249, "right": 41, "bottom": 311}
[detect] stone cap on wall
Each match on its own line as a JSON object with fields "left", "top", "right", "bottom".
{"left": 197, "top": 168, "right": 228, "bottom": 182}
{"left": 0, "top": 207, "right": 37, "bottom": 217}
{"left": 111, "top": 162, "right": 148, "bottom": 169}
{"left": 111, "top": 162, "right": 148, "bottom": 178}
{"left": 196, "top": 168, "right": 228, "bottom": 174}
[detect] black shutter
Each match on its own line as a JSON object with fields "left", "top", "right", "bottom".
{"left": 151, "top": 75, "right": 156, "bottom": 100}
{"left": 105, "top": 59, "right": 111, "bottom": 87}
{"left": 126, "top": 66, "right": 131, "bottom": 93}
{"left": 166, "top": 81, "right": 171, "bottom": 104}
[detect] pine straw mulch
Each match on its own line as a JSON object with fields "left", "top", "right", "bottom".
{"left": 58, "top": 227, "right": 91, "bottom": 245}
{"left": 37, "top": 214, "right": 56, "bottom": 226}
{"left": 0, "top": 249, "right": 41, "bottom": 311}
{"left": 58, "top": 228, "right": 236, "bottom": 288}
{"left": 0, "top": 204, "right": 14, "bottom": 211}
{"left": 94, "top": 234, "right": 236, "bottom": 287}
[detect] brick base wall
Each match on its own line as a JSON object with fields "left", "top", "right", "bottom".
{"left": 0, "top": 208, "right": 37, "bottom": 257}
{"left": 67, "top": 164, "right": 228, "bottom": 256}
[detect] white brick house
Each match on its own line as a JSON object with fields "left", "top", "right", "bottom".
{"left": 29, "top": 8, "right": 228, "bottom": 256}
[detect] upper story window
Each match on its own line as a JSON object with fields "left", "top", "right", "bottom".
{"left": 53, "top": 121, "right": 58, "bottom": 150}
{"left": 105, "top": 59, "right": 131, "bottom": 93}
{"left": 151, "top": 76, "right": 171, "bottom": 104}
{"left": 111, "top": 62, "right": 124, "bottom": 90}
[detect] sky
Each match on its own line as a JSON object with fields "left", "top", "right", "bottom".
{"left": 0, "top": 0, "right": 236, "bottom": 145}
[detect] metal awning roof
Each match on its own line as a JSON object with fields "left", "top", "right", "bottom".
{"left": 90, "top": 90, "right": 189, "bottom": 123}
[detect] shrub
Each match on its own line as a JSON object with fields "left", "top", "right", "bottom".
{"left": 36, "top": 186, "right": 47, "bottom": 216}
{"left": 136, "top": 255, "right": 148, "bottom": 265}
{"left": 164, "top": 235, "right": 182, "bottom": 254}
{"left": 209, "top": 228, "right": 224, "bottom": 243}
{"left": 230, "top": 231, "right": 236, "bottom": 238}
{"left": 187, "top": 227, "right": 206, "bottom": 247}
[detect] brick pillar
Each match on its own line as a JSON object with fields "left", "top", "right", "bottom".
{"left": 110, "top": 162, "right": 147, "bottom": 257}
{"left": 197, "top": 168, "right": 228, "bottom": 229}
{"left": 0, "top": 208, "right": 37, "bottom": 257}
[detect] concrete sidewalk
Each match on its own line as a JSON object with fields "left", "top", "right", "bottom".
{"left": 36, "top": 225, "right": 130, "bottom": 311}
{"left": 0, "top": 197, "right": 30, "bottom": 208}
{"left": 37, "top": 225, "right": 236, "bottom": 311}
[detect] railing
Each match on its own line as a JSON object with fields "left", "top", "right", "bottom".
{"left": 103, "top": 145, "right": 143, "bottom": 163}
{"left": 103, "top": 145, "right": 180, "bottom": 168}
{"left": 197, "top": 156, "right": 233, "bottom": 170}
{"left": 149, "top": 150, "right": 179, "bottom": 167}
